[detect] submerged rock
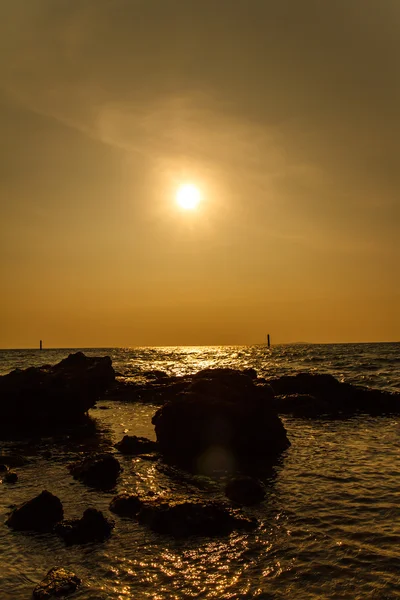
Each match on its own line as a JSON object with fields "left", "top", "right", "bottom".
{"left": 225, "top": 476, "right": 266, "bottom": 506}
{"left": 33, "top": 567, "right": 81, "bottom": 599}
{"left": 268, "top": 373, "right": 400, "bottom": 417}
{"left": 69, "top": 453, "right": 121, "bottom": 489}
{"left": 138, "top": 498, "right": 257, "bottom": 537}
{"left": 152, "top": 368, "right": 289, "bottom": 472}
{"left": 109, "top": 493, "right": 144, "bottom": 517}
{"left": 114, "top": 435, "right": 158, "bottom": 455}
{"left": 0, "top": 352, "right": 115, "bottom": 428}
{"left": 55, "top": 508, "right": 114, "bottom": 545}
{"left": 0, "top": 453, "right": 29, "bottom": 467}
{"left": 3, "top": 471, "right": 18, "bottom": 483}
{"left": 110, "top": 493, "right": 257, "bottom": 537}
{"left": 6, "top": 490, "right": 63, "bottom": 531}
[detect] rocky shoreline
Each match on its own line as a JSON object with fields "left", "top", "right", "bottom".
{"left": 1, "top": 352, "right": 399, "bottom": 597}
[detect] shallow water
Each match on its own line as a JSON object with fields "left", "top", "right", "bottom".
{"left": 0, "top": 344, "right": 399, "bottom": 599}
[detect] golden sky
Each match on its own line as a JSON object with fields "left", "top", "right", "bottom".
{"left": 1, "top": 0, "right": 399, "bottom": 347}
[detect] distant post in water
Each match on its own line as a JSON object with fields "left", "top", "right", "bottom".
{"left": 40, "top": 340, "right": 43, "bottom": 350}
{"left": 267, "top": 334, "right": 270, "bottom": 348}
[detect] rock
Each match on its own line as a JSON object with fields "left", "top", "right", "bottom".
{"left": 69, "top": 453, "right": 121, "bottom": 489}
{"left": 32, "top": 567, "right": 81, "bottom": 599}
{"left": 225, "top": 476, "right": 266, "bottom": 506}
{"left": 276, "top": 393, "right": 330, "bottom": 417}
{"left": 268, "top": 373, "right": 400, "bottom": 417}
{"left": 0, "top": 352, "right": 115, "bottom": 428}
{"left": 109, "top": 493, "right": 143, "bottom": 517}
{"left": 6, "top": 490, "right": 63, "bottom": 531}
{"left": 0, "top": 453, "right": 29, "bottom": 467}
{"left": 55, "top": 508, "right": 114, "bottom": 545}
{"left": 152, "top": 368, "right": 290, "bottom": 472}
{"left": 0, "top": 464, "right": 8, "bottom": 472}
{"left": 137, "top": 498, "right": 257, "bottom": 537}
{"left": 110, "top": 492, "right": 257, "bottom": 537}
{"left": 3, "top": 471, "right": 18, "bottom": 483}
{"left": 114, "top": 435, "right": 158, "bottom": 455}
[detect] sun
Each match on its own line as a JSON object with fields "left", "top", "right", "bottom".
{"left": 176, "top": 184, "right": 202, "bottom": 210}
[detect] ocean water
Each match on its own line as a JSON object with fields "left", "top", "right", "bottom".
{"left": 0, "top": 343, "right": 399, "bottom": 599}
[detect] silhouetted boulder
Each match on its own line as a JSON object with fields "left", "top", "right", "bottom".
{"left": 6, "top": 490, "right": 63, "bottom": 531}
{"left": 152, "top": 368, "right": 289, "bottom": 472}
{"left": 268, "top": 373, "right": 400, "bottom": 416}
{"left": 33, "top": 567, "right": 81, "bottom": 599}
{"left": 114, "top": 435, "right": 158, "bottom": 455}
{"left": 0, "top": 453, "right": 29, "bottom": 467}
{"left": 3, "top": 471, "right": 18, "bottom": 483}
{"left": 0, "top": 352, "right": 115, "bottom": 428}
{"left": 55, "top": 508, "right": 114, "bottom": 545}
{"left": 137, "top": 498, "right": 257, "bottom": 537}
{"left": 109, "top": 493, "right": 143, "bottom": 517}
{"left": 225, "top": 476, "right": 266, "bottom": 506}
{"left": 69, "top": 453, "right": 121, "bottom": 489}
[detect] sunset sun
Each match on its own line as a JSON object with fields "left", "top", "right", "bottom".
{"left": 176, "top": 184, "right": 202, "bottom": 210}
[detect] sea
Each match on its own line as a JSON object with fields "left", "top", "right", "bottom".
{"left": 0, "top": 343, "right": 399, "bottom": 600}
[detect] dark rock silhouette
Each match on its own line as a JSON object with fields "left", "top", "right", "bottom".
{"left": 110, "top": 493, "right": 257, "bottom": 537}
{"left": 6, "top": 490, "right": 63, "bottom": 531}
{"left": 225, "top": 476, "right": 266, "bottom": 506}
{"left": 114, "top": 435, "right": 158, "bottom": 455}
{"left": 268, "top": 373, "right": 400, "bottom": 416}
{"left": 110, "top": 493, "right": 144, "bottom": 517}
{"left": 3, "top": 471, "right": 18, "bottom": 483}
{"left": 0, "top": 453, "right": 29, "bottom": 467}
{"left": 0, "top": 352, "right": 115, "bottom": 427}
{"left": 33, "top": 567, "right": 81, "bottom": 599}
{"left": 152, "top": 368, "right": 289, "bottom": 472}
{"left": 138, "top": 498, "right": 257, "bottom": 537}
{"left": 55, "top": 508, "right": 114, "bottom": 545}
{"left": 69, "top": 453, "right": 121, "bottom": 489}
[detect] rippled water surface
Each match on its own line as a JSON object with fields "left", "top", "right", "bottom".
{"left": 0, "top": 344, "right": 399, "bottom": 599}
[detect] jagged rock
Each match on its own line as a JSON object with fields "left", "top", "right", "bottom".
{"left": 137, "top": 498, "right": 257, "bottom": 537}
{"left": 109, "top": 493, "right": 143, "bottom": 517}
{"left": 3, "top": 471, "right": 18, "bottom": 483}
{"left": 33, "top": 567, "right": 81, "bottom": 599}
{"left": 114, "top": 435, "right": 158, "bottom": 455}
{"left": 69, "top": 453, "right": 121, "bottom": 489}
{"left": 225, "top": 476, "right": 266, "bottom": 506}
{"left": 6, "top": 490, "right": 63, "bottom": 531}
{"left": 55, "top": 508, "right": 114, "bottom": 545}
{"left": 268, "top": 373, "right": 400, "bottom": 416}
{"left": 152, "top": 368, "right": 289, "bottom": 472}
{"left": 0, "top": 352, "right": 115, "bottom": 427}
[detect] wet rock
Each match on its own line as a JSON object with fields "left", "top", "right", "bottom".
{"left": 0, "top": 352, "right": 115, "bottom": 428}
{"left": 32, "top": 567, "right": 81, "bottom": 598}
{"left": 137, "top": 498, "right": 257, "bottom": 537}
{"left": 225, "top": 476, "right": 266, "bottom": 506}
{"left": 276, "top": 393, "right": 330, "bottom": 417}
{"left": 3, "top": 471, "right": 18, "bottom": 483}
{"left": 6, "top": 490, "right": 63, "bottom": 531}
{"left": 69, "top": 453, "right": 121, "bottom": 489}
{"left": 268, "top": 373, "right": 400, "bottom": 416}
{"left": 114, "top": 435, "right": 158, "bottom": 455}
{"left": 55, "top": 508, "right": 114, "bottom": 545}
{"left": 152, "top": 368, "right": 289, "bottom": 472}
{"left": 0, "top": 453, "right": 29, "bottom": 467}
{"left": 109, "top": 493, "right": 143, "bottom": 517}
